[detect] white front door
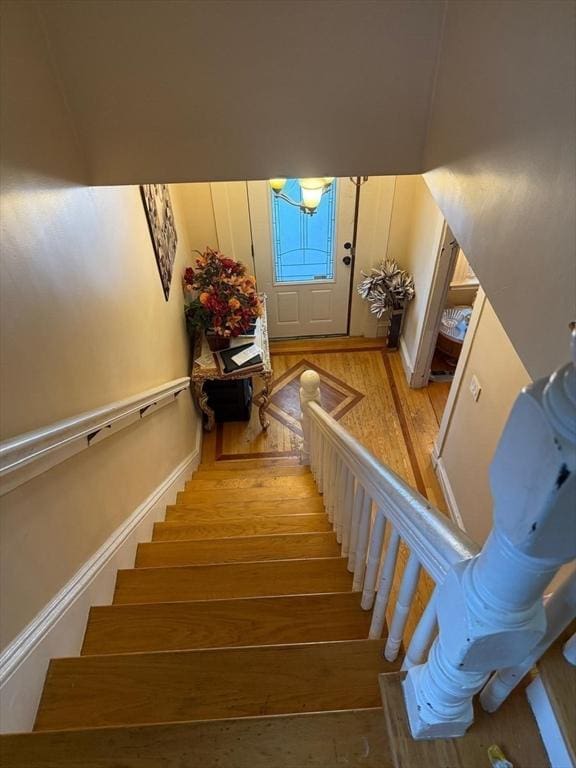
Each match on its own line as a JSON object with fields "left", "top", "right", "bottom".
{"left": 247, "top": 179, "right": 355, "bottom": 338}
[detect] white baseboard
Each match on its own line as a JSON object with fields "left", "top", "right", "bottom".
{"left": 0, "top": 431, "right": 201, "bottom": 734}
{"left": 527, "top": 676, "right": 575, "bottom": 768}
{"left": 433, "top": 453, "right": 466, "bottom": 533}
{"left": 399, "top": 337, "right": 414, "bottom": 385}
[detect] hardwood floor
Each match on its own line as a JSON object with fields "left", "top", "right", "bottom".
{"left": 201, "top": 338, "right": 452, "bottom": 645}
{"left": 202, "top": 341, "right": 450, "bottom": 517}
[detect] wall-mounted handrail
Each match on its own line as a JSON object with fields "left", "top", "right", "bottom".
{"left": 306, "top": 400, "right": 479, "bottom": 582}
{"left": 0, "top": 377, "right": 190, "bottom": 495}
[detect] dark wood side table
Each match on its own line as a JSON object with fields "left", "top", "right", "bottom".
{"left": 191, "top": 297, "right": 273, "bottom": 432}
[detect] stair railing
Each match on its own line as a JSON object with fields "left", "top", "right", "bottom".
{"left": 299, "top": 328, "right": 576, "bottom": 739}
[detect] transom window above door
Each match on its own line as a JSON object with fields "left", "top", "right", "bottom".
{"left": 270, "top": 178, "right": 337, "bottom": 284}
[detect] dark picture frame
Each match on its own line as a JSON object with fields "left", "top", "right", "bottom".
{"left": 140, "top": 184, "right": 178, "bottom": 301}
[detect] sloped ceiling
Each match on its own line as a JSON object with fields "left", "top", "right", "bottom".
{"left": 37, "top": 0, "right": 445, "bottom": 185}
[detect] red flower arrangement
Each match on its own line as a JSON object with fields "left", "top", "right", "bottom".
{"left": 183, "top": 247, "right": 262, "bottom": 340}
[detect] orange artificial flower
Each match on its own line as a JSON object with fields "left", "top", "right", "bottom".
{"left": 228, "top": 297, "right": 241, "bottom": 309}
{"left": 199, "top": 292, "right": 210, "bottom": 305}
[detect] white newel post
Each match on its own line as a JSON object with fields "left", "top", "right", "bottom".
{"left": 403, "top": 331, "right": 576, "bottom": 739}
{"left": 299, "top": 370, "right": 322, "bottom": 466}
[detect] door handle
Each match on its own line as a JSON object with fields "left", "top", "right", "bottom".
{"left": 343, "top": 255, "right": 352, "bottom": 266}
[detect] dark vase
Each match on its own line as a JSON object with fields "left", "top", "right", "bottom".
{"left": 387, "top": 305, "right": 406, "bottom": 350}
{"left": 206, "top": 331, "right": 231, "bottom": 351}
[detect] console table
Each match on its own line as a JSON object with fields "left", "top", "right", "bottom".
{"left": 191, "top": 297, "right": 273, "bottom": 432}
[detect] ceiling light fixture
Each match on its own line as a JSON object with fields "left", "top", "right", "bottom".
{"left": 268, "top": 177, "right": 335, "bottom": 215}
{"left": 269, "top": 176, "right": 368, "bottom": 215}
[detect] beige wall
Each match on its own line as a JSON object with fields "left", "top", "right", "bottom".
{"left": 438, "top": 294, "right": 532, "bottom": 544}
{"left": 0, "top": 4, "right": 210, "bottom": 648}
{"left": 396, "top": 176, "right": 445, "bottom": 370}
{"left": 35, "top": 1, "right": 444, "bottom": 185}
{"left": 424, "top": 0, "right": 575, "bottom": 378}
{"left": 174, "top": 183, "right": 219, "bottom": 256}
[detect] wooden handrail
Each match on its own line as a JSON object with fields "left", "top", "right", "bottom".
{"left": 0, "top": 377, "right": 190, "bottom": 495}
{"left": 300, "top": 330, "right": 576, "bottom": 740}
{"left": 306, "top": 400, "right": 479, "bottom": 583}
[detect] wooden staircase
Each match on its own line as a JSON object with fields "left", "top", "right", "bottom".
{"left": 0, "top": 458, "right": 552, "bottom": 766}
{"left": 1, "top": 458, "right": 396, "bottom": 765}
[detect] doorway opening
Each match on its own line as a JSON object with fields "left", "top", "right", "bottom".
{"left": 429, "top": 248, "right": 479, "bottom": 383}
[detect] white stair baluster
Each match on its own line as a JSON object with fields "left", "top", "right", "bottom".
{"left": 368, "top": 528, "right": 401, "bottom": 639}
{"left": 325, "top": 445, "right": 336, "bottom": 524}
{"left": 402, "top": 589, "right": 438, "bottom": 670}
{"left": 353, "top": 493, "right": 372, "bottom": 590}
{"left": 341, "top": 470, "right": 355, "bottom": 556}
{"left": 361, "top": 510, "right": 386, "bottom": 610}
{"left": 334, "top": 457, "right": 346, "bottom": 544}
{"left": 315, "top": 430, "right": 324, "bottom": 494}
{"left": 385, "top": 550, "right": 421, "bottom": 660}
{"left": 347, "top": 484, "right": 365, "bottom": 572}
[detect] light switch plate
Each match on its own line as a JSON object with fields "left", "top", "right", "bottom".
{"left": 469, "top": 374, "right": 482, "bottom": 402}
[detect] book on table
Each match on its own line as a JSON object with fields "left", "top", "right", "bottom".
{"left": 213, "top": 343, "right": 264, "bottom": 377}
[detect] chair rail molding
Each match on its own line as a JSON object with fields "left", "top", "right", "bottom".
{"left": 0, "top": 377, "right": 190, "bottom": 496}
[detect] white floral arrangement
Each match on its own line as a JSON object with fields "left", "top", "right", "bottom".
{"left": 357, "top": 259, "right": 415, "bottom": 317}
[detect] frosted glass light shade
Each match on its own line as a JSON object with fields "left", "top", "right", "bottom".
{"left": 269, "top": 178, "right": 287, "bottom": 193}
{"left": 298, "top": 177, "right": 326, "bottom": 191}
{"left": 300, "top": 185, "right": 323, "bottom": 211}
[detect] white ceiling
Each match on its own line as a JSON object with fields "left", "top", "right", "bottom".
{"left": 38, "top": 0, "right": 445, "bottom": 185}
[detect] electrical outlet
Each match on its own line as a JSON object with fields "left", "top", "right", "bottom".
{"left": 469, "top": 374, "right": 482, "bottom": 402}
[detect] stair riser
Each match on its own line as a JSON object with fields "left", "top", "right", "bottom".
{"left": 185, "top": 477, "right": 317, "bottom": 491}
{"left": 197, "top": 467, "right": 310, "bottom": 478}
{"left": 200, "top": 459, "right": 300, "bottom": 471}
{"left": 166, "top": 499, "right": 325, "bottom": 522}
{"left": 177, "top": 488, "right": 319, "bottom": 504}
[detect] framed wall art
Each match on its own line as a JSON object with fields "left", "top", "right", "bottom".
{"left": 140, "top": 184, "right": 178, "bottom": 300}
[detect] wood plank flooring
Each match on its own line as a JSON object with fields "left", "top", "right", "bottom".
{"left": 202, "top": 344, "right": 450, "bottom": 508}
{"left": 379, "top": 672, "right": 548, "bottom": 768}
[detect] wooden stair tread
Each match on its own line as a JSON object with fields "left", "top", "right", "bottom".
{"left": 35, "top": 640, "right": 393, "bottom": 731}
{"left": 536, "top": 630, "right": 576, "bottom": 764}
{"left": 2, "top": 709, "right": 394, "bottom": 767}
{"left": 152, "top": 514, "right": 332, "bottom": 541}
{"left": 113, "top": 558, "right": 353, "bottom": 604}
{"left": 81, "top": 592, "right": 373, "bottom": 655}
{"left": 177, "top": 487, "right": 319, "bottom": 504}
{"left": 166, "top": 497, "right": 325, "bottom": 521}
{"left": 200, "top": 457, "right": 301, "bottom": 471}
{"left": 135, "top": 532, "right": 340, "bottom": 567}
{"left": 379, "top": 672, "right": 549, "bottom": 768}
{"left": 196, "top": 465, "right": 311, "bottom": 478}
{"left": 186, "top": 475, "right": 316, "bottom": 491}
